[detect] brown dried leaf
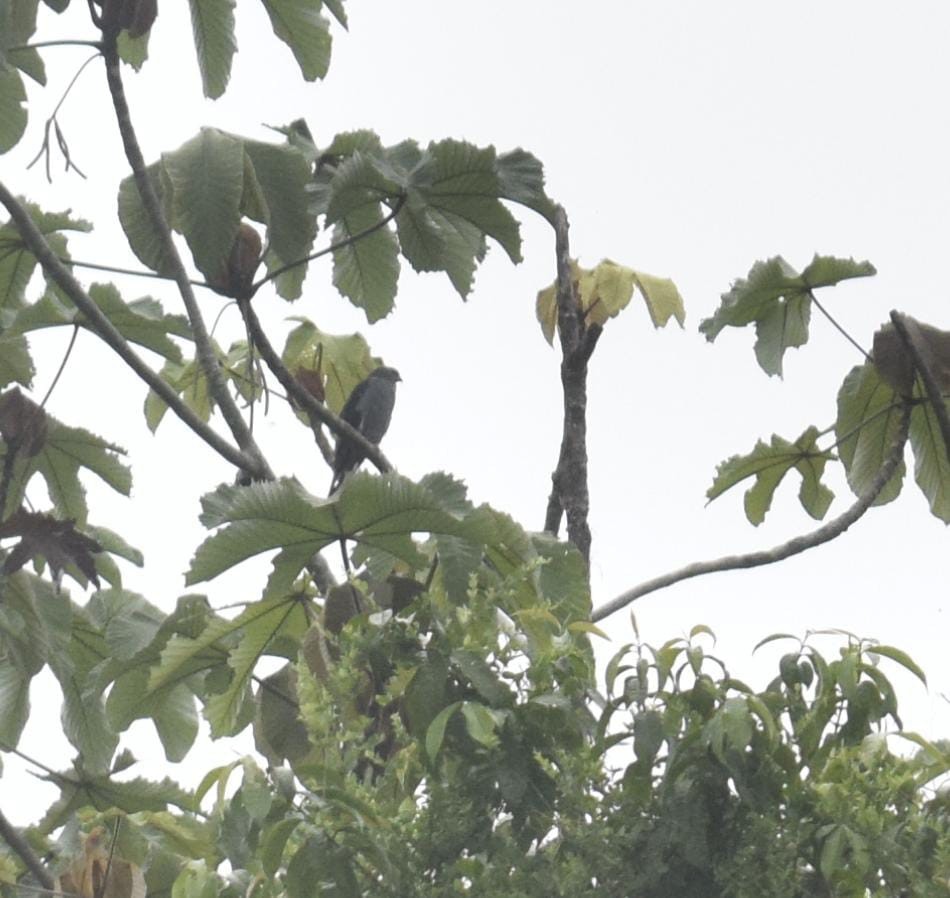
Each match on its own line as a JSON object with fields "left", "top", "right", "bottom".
{"left": 873, "top": 318, "right": 950, "bottom": 396}
{"left": 55, "top": 827, "right": 146, "bottom": 898}
{"left": 210, "top": 222, "right": 263, "bottom": 299}
{"left": 0, "top": 388, "right": 48, "bottom": 456}
{"left": 0, "top": 509, "right": 102, "bottom": 585}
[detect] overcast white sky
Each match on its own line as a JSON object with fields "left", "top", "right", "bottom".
{"left": 4, "top": 2, "right": 949, "bottom": 820}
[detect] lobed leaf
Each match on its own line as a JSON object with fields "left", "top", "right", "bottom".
{"left": 835, "top": 363, "right": 906, "bottom": 504}
{"left": 707, "top": 426, "right": 835, "bottom": 525}
{"left": 701, "top": 255, "right": 875, "bottom": 377}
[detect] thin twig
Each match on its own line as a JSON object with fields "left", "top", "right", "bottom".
{"left": 0, "top": 808, "right": 55, "bottom": 892}
{"left": 890, "top": 310, "right": 950, "bottom": 466}
{"left": 39, "top": 325, "right": 80, "bottom": 409}
{"left": 809, "top": 290, "right": 872, "bottom": 362}
{"left": 592, "top": 401, "right": 911, "bottom": 622}
{"left": 27, "top": 51, "right": 100, "bottom": 182}
{"left": 0, "top": 182, "right": 258, "bottom": 473}
{"left": 100, "top": 37, "right": 271, "bottom": 479}
{"left": 63, "top": 255, "right": 208, "bottom": 288}
{"left": 250, "top": 194, "right": 407, "bottom": 295}
{"left": 7, "top": 40, "right": 102, "bottom": 51}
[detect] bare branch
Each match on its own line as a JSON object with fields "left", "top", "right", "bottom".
{"left": 543, "top": 205, "right": 595, "bottom": 562}
{"left": 238, "top": 299, "right": 392, "bottom": 479}
{"left": 592, "top": 401, "right": 911, "bottom": 622}
{"left": 100, "top": 38, "right": 270, "bottom": 479}
{"left": 0, "top": 807, "right": 55, "bottom": 892}
{"left": 890, "top": 310, "right": 950, "bottom": 466}
{"left": 0, "top": 182, "right": 259, "bottom": 474}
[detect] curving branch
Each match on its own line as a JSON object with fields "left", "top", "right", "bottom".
{"left": 591, "top": 401, "right": 912, "bottom": 622}
{"left": 0, "top": 182, "right": 258, "bottom": 474}
{"left": 238, "top": 299, "right": 392, "bottom": 480}
{"left": 890, "top": 311, "right": 950, "bottom": 466}
{"left": 100, "top": 37, "right": 270, "bottom": 479}
{"left": 0, "top": 807, "right": 55, "bottom": 891}
{"left": 543, "top": 205, "right": 600, "bottom": 563}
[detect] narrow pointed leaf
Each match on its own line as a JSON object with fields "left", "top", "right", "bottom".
{"left": 260, "top": 0, "right": 332, "bottom": 81}
{"left": 188, "top": 0, "right": 236, "bottom": 99}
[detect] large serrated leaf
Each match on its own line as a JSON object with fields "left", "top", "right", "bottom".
{"left": 331, "top": 203, "right": 400, "bottom": 322}
{"left": 31, "top": 418, "right": 131, "bottom": 524}
{"left": 9, "top": 283, "right": 189, "bottom": 361}
{"left": 0, "top": 68, "right": 27, "bottom": 154}
{"left": 163, "top": 128, "right": 245, "bottom": 282}
{"left": 908, "top": 394, "right": 950, "bottom": 523}
{"left": 701, "top": 254, "right": 876, "bottom": 377}
{"left": 707, "top": 426, "right": 835, "bottom": 525}
{"left": 205, "top": 595, "right": 309, "bottom": 736}
{"left": 835, "top": 363, "right": 906, "bottom": 504}
{"left": 260, "top": 0, "right": 332, "bottom": 81}
{"left": 188, "top": 0, "right": 236, "bottom": 99}
{"left": 281, "top": 320, "right": 374, "bottom": 413}
{"left": 117, "top": 163, "right": 176, "bottom": 275}
{"left": 414, "top": 139, "right": 522, "bottom": 262}
{"left": 243, "top": 140, "right": 317, "bottom": 299}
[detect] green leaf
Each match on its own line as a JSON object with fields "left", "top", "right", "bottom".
{"left": 204, "top": 595, "right": 310, "bottom": 736}
{"left": 188, "top": 0, "right": 236, "bottom": 99}
{"left": 2, "top": 0, "right": 45, "bottom": 85}
{"left": 701, "top": 255, "right": 876, "bottom": 376}
{"left": 869, "top": 644, "right": 927, "bottom": 687}
{"left": 414, "top": 139, "right": 522, "bottom": 263}
{"left": 9, "top": 283, "right": 192, "bottom": 361}
{"left": 0, "top": 68, "right": 27, "bottom": 153}
{"left": 0, "top": 662, "right": 29, "bottom": 745}
{"left": 116, "top": 28, "right": 150, "bottom": 70}
{"left": 0, "top": 332, "right": 33, "bottom": 387}
{"left": 707, "top": 426, "right": 835, "bottom": 525}
{"left": 151, "top": 593, "right": 309, "bottom": 737}
{"left": 495, "top": 148, "right": 556, "bottom": 222}
{"left": 163, "top": 128, "right": 245, "bottom": 282}
{"left": 32, "top": 418, "right": 131, "bottom": 524}
{"left": 117, "top": 163, "right": 176, "bottom": 275}
{"left": 425, "top": 701, "right": 460, "bottom": 760}
{"left": 908, "top": 394, "right": 950, "bottom": 522}
{"left": 451, "top": 649, "right": 514, "bottom": 708}
{"left": 260, "top": 0, "right": 332, "bottom": 81}
{"left": 281, "top": 320, "right": 374, "bottom": 413}
{"left": 0, "top": 203, "right": 91, "bottom": 310}
{"left": 836, "top": 362, "right": 906, "bottom": 504}
{"left": 243, "top": 140, "right": 317, "bottom": 299}
{"left": 331, "top": 204, "right": 400, "bottom": 322}
{"left": 460, "top": 701, "right": 500, "bottom": 748}
{"left": 396, "top": 196, "right": 485, "bottom": 298}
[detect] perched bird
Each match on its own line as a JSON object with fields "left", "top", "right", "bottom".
{"left": 330, "top": 366, "right": 401, "bottom": 492}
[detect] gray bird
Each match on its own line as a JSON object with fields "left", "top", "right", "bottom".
{"left": 330, "top": 366, "right": 401, "bottom": 492}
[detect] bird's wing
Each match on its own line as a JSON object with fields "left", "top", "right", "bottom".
{"left": 339, "top": 378, "right": 371, "bottom": 429}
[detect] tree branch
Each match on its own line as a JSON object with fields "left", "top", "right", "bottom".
{"left": 543, "top": 205, "right": 595, "bottom": 562}
{"left": 0, "top": 807, "right": 55, "bottom": 892}
{"left": 0, "top": 182, "right": 258, "bottom": 474}
{"left": 100, "top": 38, "right": 270, "bottom": 479}
{"left": 591, "top": 401, "right": 912, "bottom": 622}
{"left": 890, "top": 311, "right": 950, "bottom": 466}
{"left": 238, "top": 299, "right": 392, "bottom": 480}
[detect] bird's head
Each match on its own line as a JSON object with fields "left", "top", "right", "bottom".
{"left": 370, "top": 366, "right": 402, "bottom": 384}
